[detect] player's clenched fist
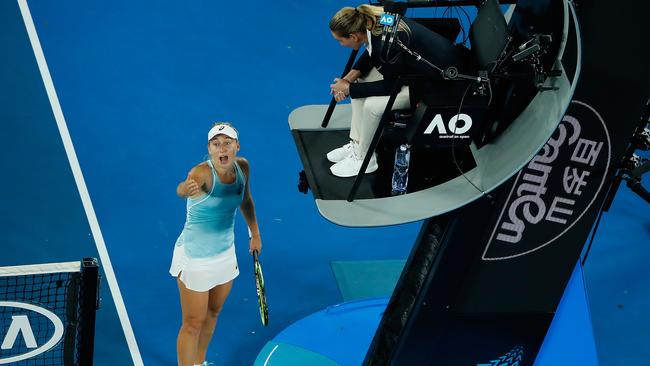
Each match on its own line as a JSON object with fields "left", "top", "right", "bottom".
{"left": 185, "top": 175, "right": 200, "bottom": 197}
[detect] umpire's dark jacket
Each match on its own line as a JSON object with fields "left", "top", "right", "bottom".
{"left": 349, "top": 17, "right": 464, "bottom": 100}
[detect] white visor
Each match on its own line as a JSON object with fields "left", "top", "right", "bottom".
{"left": 208, "top": 124, "right": 238, "bottom": 141}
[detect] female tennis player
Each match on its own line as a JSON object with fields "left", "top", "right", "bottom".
{"left": 169, "top": 122, "right": 262, "bottom": 366}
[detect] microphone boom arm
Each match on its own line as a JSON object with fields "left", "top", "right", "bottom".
{"left": 394, "top": 39, "right": 488, "bottom": 83}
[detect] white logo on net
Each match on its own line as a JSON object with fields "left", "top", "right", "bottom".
{"left": 0, "top": 301, "right": 64, "bottom": 364}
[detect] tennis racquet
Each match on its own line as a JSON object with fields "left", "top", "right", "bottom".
{"left": 252, "top": 250, "right": 268, "bottom": 326}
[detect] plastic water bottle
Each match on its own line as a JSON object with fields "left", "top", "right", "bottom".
{"left": 391, "top": 144, "right": 410, "bottom": 195}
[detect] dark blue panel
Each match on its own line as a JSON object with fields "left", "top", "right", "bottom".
{"left": 260, "top": 263, "right": 598, "bottom": 366}
{"left": 535, "top": 263, "right": 598, "bottom": 365}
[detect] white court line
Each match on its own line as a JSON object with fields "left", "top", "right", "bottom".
{"left": 263, "top": 344, "right": 280, "bottom": 366}
{"left": 17, "top": 1, "right": 144, "bottom": 365}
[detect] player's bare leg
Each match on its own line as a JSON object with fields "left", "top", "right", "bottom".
{"left": 177, "top": 276, "right": 209, "bottom": 366}
{"left": 194, "top": 281, "right": 233, "bottom": 365}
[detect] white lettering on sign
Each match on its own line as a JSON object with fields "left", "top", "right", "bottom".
{"left": 482, "top": 101, "right": 613, "bottom": 261}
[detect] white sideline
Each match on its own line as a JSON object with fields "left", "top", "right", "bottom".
{"left": 17, "top": 1, "right": 144, "bottom": 365}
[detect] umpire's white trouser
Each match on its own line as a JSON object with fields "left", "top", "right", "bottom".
{"left": 349, "top": 68, "right": 410, "bottom": 158}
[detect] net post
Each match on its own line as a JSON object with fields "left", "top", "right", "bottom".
{"left": 79, "top": 257, "right": 100, "bottom": 365}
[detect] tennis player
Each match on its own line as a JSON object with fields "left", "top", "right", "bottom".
{"left": 170, "top": 122, "right": 262, "bottom": 366}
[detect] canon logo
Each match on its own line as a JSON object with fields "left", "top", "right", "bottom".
{"left": 483, "top": 101, "right": 612, "bottom": 260}
{"left": 0, "top": 301, "right": 64, "bottom": 364}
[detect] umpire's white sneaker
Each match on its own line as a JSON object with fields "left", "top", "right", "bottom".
{"left": 327, "top": 141, "right": 355, "bottom": 163}
{"left": 330, "top": 150, "right": 378, "bottom": 177}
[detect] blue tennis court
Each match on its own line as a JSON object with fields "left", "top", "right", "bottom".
{"left": 1, "top": 1, "right": 648, "bottom": 365}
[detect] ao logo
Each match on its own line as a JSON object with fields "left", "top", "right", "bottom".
{"left": 379, "top": 13, "right": 395, "bottom": 26}
{"left": 0, "top": 301, "right": 64, "bottom": 364}
{"left": 424, "top": 113, "right": 473, "bottom": 135}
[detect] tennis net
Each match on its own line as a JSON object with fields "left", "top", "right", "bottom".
{"left": 0, "top": 258, "right": 99, "bottom": 365}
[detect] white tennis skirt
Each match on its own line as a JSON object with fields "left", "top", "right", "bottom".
{"left": 169, "top": 244, "right": 239, "bottom": 292}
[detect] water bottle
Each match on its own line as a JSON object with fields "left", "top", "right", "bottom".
{"left": 391, "top": 144, "right": 410, "bottom": 195}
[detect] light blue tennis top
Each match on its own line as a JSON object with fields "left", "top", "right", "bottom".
{"left": 177, "top": 160, "right": 245, "bottom": 258}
